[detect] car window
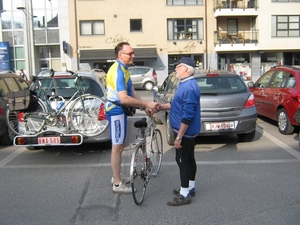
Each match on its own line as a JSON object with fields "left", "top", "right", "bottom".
{"left": 197, "top": 76, "right": 246, "bottom": 95}
{"left": 271, "top": 71, "right": 286, "bottom": 88}
{"left": 160, "top": 75, "right": 172, "bottom": 91}
{"left": 256, "top": 71, "right": 275, "bottom": 88}
{"left": 284, "top": 74, "right": 296, "bottom": 88}
{"left": 166, "top": 75, "right": 178, "bottom": 93}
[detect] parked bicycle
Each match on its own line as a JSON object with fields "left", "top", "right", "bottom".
{"left": 129, "top": 117, "right": 163, "bottom": 205}
{"left": 6, "top": 70, "right": 108, "bottom": 137}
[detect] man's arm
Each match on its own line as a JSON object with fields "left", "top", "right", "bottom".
{"left": 117, "top": 90, "right": 158, "bottom": 110}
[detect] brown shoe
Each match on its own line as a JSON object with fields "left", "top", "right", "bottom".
{"left": 173, "top": 188, "right": 195, "bottom": 197}
{"left": 167, "top": 194, "right": 191, "bottom": 206}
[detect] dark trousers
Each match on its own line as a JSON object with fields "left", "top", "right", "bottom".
{"left": 175, "top": 137, "right": 197, "bottom": 188}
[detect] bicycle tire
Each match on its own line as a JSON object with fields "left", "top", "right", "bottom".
{"left": 130, "top": 144, "right": 147, "bottom": 205}
{"left": 69, "top": 95, "right": 109, "bottom": 137}
{"left": 6, "top": 98, "right": 47, "bottom": 135}
{"left": 150, "top": 128, "right": 163, "bottom": 175}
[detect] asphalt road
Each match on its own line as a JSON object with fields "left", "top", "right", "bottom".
{"left": 0, "top": 90, "right": 300, "bottom": 225}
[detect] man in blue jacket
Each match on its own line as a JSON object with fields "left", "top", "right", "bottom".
{"left": 159, "top": 57, "right": 201, "bottom": 206}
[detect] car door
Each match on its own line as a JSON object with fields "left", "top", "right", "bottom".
{"left": 262, "top": 71, "right": 286, "bottom": 119}
{"left": 154, "top": 74, "right": 178, "bottom": 123}
{"left": 252, "top": 70, "right": 276, "bottom": 116}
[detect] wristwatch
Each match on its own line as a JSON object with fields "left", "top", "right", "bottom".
{"left": 176, "top": 136, "right": 182, "bottom": 141}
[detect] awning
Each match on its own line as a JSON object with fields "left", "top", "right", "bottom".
{"left": 80, "top": 48, "right": 157, "bottom": 62}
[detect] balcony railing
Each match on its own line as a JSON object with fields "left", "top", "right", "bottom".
{"left": 214, "top": 0, "right": 258, "bottom": 9}
{"left": 214, "top": 30, "right": 259, "bottom": 45}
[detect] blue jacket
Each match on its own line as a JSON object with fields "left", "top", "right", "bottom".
{"left": 170, "top": 76, "right": 201, "bottom": 138}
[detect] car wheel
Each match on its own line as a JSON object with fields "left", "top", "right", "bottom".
{"left": 277, "top": 108, "right": 294, "bottom": 135}
{"left": 166, "top": 115, "right": 174, "bottom": 145}
{"left": 237, "top": 130, "right": 255, "bottom": 142}
{"left": 0, "top": 127, "right": 15, "bottom": 145}
{"left": 144, "top": 81, "right": 154, "bottom": 91}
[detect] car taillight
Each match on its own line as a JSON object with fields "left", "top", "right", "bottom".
{"left": 98, "top": 102, "right": 107, "bottom": 120}
{"left": 15, "top": 137, "right": 26, "bottom": 145}
{"left": 71, "top": 135, "right": 81, "bottom": 143}
{"left": 0, "top": 106, "right": 4, "bottom": 115}
{"left": 152, "top": 71, "right": 157, "bottom": 80}
{"left": 244, "top": 93, "right": 255, "bottom": 108}
{"left": 18, "top": 112, "right": 25, "bottom": 122}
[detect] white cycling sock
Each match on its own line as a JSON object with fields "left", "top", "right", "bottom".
{"left": 180, "top": 187, "right": 190, "bottom": 197}
{"left": 189, "top": 180, "right": 195, "bottom": 190}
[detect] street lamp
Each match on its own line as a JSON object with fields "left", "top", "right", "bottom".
{"left": 17, "top": 6, "right": 35, "bottom": 79}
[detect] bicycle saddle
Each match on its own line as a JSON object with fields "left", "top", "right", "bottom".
{"left": 134, "top": 118, "right": 147, "bottom": 128}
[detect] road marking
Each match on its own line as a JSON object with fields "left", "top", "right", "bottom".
{"left": 256, "top": 126, "right": 300, "bottom": 159}
{"left": 1, "top": 126, "right": 300, "bottom": 169}
{"left": 0, "top": 148, "right": 26, "bottom": 168}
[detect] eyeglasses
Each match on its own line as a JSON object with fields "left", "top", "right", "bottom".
{"left": 122, "top": 51, "right": 135, "bottom": 56}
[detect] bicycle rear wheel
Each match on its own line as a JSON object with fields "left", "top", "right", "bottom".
{"left": 150, "top": 128, "right": 163, "bottom": 175}
{"left": 130, "top": 144, "right": 147, "bottom": 205}
{"left": 6, "top": 98, "right": 47, "bottom": 135}
{"left": 70, "top": 95, "right": 109, "bottom": 137}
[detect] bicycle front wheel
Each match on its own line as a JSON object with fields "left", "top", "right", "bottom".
{"left": 6, "top": 98, "right": 47, "bottom": 135}
{"left": 150, "top": 128, "right": 163, "bottom": 175}
{"left": 130, "top": 144, "right": 147, "bottom": 205}
{"left": 70, "top": 95, "right": 109, "bottom": 137}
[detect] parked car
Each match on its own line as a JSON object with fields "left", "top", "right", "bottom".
{"left": 154, "top": 69, "right": 257, "bottom": 145}
{"left": 12, "top": 71, "right": 110, "bottom": 150}
{"left": 248, "top": 65, "right": 300, "bottom": 134}
{"left": 128, "top": 66, "right": 157, "bottom": 90}
{"left": 0, "top": 72, "right": 30, "bottom": 145}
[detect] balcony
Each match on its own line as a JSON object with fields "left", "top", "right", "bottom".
{"left": 214, "top": 30, "right": 259, "bottom": 52}
{"left": 214, "top": 0, "right": 258, "bottom": 9}
{"left": 214, "top": 0, "right": 258, "bottom": 17}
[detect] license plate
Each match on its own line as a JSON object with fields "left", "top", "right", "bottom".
{"left": 206, "top": 122, "right": 235, "bottom": 131}
{"left": 38, "top": 137, "right": 61, "bottom": 144}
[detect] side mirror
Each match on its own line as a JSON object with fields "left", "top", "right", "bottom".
{"left": 247, "top": 82, "right": 254, "bottom": 88}
{"left": 151, "top": 86, "right": 158, "bottom": 92}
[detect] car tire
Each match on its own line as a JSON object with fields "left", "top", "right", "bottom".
{"left": 237, "top": 130, "right": 255, "bottom": 142}
{"left": 0, "top": 127, "right": 15, "bottom": 145}
{"left": 166, "top": 115, "right": 174, "bottom": 145}
{"left": 144, "top": 81, "right": 154, "bottom": 91}
{"left": 277, "top": 108, "right": 294, "bottom": 135}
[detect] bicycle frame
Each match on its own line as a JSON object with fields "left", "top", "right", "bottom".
{"left": 35, "top": 76, "right": 91, "bottom": 117}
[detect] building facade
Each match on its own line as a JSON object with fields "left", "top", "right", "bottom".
{"left": 0, "top": 0, "right": 299, "bottom": 84}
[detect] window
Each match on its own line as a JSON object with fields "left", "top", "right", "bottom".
{"left": 130, "top": 19, "right": 142, "bottom": 32}
{"left": 167, "top": 18, "right": 203, "bottom": 40}
{"left": 166, "top": 0, "right": 203, "bottom": 5}
{"left": 272, "top": 15, "right": 300, "bottom": 37}
{"left": 80, "top": 20, "right": 105, "bottom": 35}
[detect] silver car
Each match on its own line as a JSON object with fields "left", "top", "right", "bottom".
{"left": 128, "top": 66, "right": 157, "bottom": 91}
{"left": 13, "top": 71, "right": 110, "bottom": 150}
{"left": 154, "top": 70, "right": 257, "bottom": 145}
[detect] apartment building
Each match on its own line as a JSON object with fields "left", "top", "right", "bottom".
{"left": 0, "top": 0, "right": 299, "bottom": 84}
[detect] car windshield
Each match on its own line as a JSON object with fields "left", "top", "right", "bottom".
{"left": 33, "top": 77, "right": 104, "bottom": 98}
{"left": 196, "top": 76, "right": 247, "bottom": 95}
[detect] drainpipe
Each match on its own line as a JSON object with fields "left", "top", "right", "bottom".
{"left": 205, "top": 0, "right": 208, "bottom": 70}
{"left": 74, "top": 0, "right": 79, "bottom": 70}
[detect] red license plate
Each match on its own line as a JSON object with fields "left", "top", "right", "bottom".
{"left": 38, "top": 137, "right": 61, "bottom": 144}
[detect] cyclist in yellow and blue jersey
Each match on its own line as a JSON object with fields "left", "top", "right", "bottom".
{"left": 105, "top": 42, "right": 159, "bottom": 194}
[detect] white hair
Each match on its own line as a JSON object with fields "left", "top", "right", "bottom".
{"left": 184, "top": 64, "right": 195, "bottom": 75}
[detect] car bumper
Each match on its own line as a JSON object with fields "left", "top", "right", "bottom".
{"left": 13, "top": 130, "right": 83, "bottom": 147}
